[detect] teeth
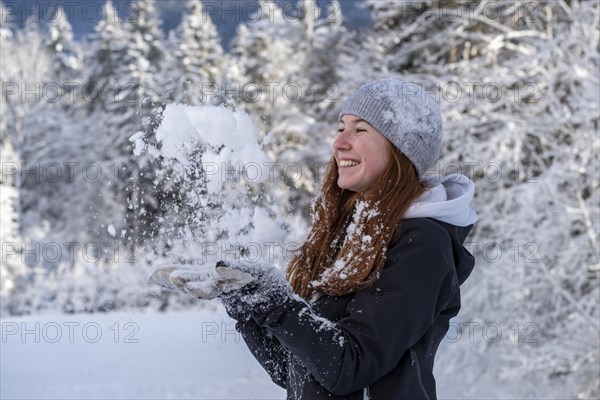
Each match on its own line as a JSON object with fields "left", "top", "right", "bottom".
{"left": 339, "top": 160, "right": 360, "bottom": 167}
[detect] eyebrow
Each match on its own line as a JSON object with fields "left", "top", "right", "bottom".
{"left": 339, "top": 118, "right": 367, "bottom": 125}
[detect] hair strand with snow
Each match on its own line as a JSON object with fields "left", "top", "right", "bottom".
{"left": 286, "top": 143, "right": 427, "bottom": 299}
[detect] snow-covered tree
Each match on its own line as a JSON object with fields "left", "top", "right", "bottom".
{"left": 405, "top": 2, "right": 600, "bottom": 398}
{"left": 44, "top": 6, "right": 82, "bottom": 87}
{"left": 2, "top": 13, "right": 52, "bottom": 138}
{"left": 0, "top": 12, "right": 52, "bottom": 240}
{"left": 297, "top": 0, "right": 352, "bottom": 121}
{"left": 299, "top": 0, "right": 319, "bottom": 37}
{"left": 365, "top": 0, "right": 490, "bottom": 71}
{"left": 81, "top": 0, "right": 166, "bottom": 247}
{"left": 83, "top": 0, "right": 164, "bottom": 144}
{"left": 227, "top": 0, "right": 301, "bottom": 132}
{"left": 0, "top": 1, "right": 12, "bottom": 43}
{"left": 0, "top": 8, "right": 42, "bottom": 313}
{"left": 0, "top": 1, "right": 15, "bottom": 141}
{"left": 12, "top": 5, "right": 123, "bottom": 262}
{"left": 83, "top": 0, "right": 132, "bottom": 116}
{"left": 223, "top": 2, "right": 310, "bottom": 219}
{"left": 261, "top": 0, "right": 347, "bottom": 218}
{"left": 325, "top": 0, "right": 343, "bottom": 27}
{"left": 163, "top": 0, "right": 224, "bottom": 105}
{"left": 123, "top": 0, "right": 165, "bottom": 116}
{"left": 82, "top": 1, "right": 141, "bottom": 234}
{"left": 115, "top": 0, "right": 172, "bottom": 247}
{"left": 0, "top": 138, "right": 28, "bottom": 316}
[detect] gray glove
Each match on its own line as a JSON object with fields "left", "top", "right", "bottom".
{"left": 216, "top": 260, "right": 291, "bottom": 321}
{"left": 149, "top": 264, "right": 255, "bottom": 299}
{"left": 149, "top": 260, "right": 291, "bottom": 321}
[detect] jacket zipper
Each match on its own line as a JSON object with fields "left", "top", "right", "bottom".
{"left": 409, "top": 347, "right": 431, "bottom": 400}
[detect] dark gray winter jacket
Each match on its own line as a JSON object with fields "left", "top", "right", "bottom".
{"left": 237, "top": 217, "right": 475, "bottom": 399}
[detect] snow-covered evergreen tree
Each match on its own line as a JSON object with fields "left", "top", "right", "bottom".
{"left": 123, "top": 0, "right": 164, "bottom": 115}
{"left": 1, "top": 7, "right": 33, "bottom": 313}
{"left": 2, "top": 13, "right": 51, "bottom": 136}
{"left": 298, "top": 0, "right": 351, "bottom": 121}
{"left": 227, "top": 0, "right": 301, "bottom": 132}
{"left": 1, "top": 12, "right": 52, "bottom": 234}
{"left": 116, "top": 0, "right": 172, "bottom": 246}
{"left": 11, "top": 5, "right": 121, "bottom": 264}
{"left": 82, "top": 0, "right": 139, "bottom": 211}
{"left": 0, "top": 1, "right": 15, "bottom": 141}
{"left": 0, "top": 1, "right": 12, "bottom": 44}
{"left": 262, "top": 0, "right": 344, "bottom": 219}
{"left": 0, "top": 136, "right": 27, "bottom": 316}
{"left": 163, "top": 0, "right": 224, "bottom": 105}
{"left": 299, "top": 0, "right": 319, "bottom": 38}
{"left": 325, "top": 0, "right": 343, "bottom": 28}
{"left": 82, "top": 0, "right": 166, "bottom": 247}
{"left": 83, "top": 0, "right": 131, "bottom": 116}
{"left": 44, "top": 6, "right": 82, "bottom": 87}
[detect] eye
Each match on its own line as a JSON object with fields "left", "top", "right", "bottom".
{"left": 354, "top": 128, "right": 366, "bottom": 134}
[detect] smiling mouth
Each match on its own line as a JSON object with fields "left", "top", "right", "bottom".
{"left": 338, "top": 160, "right": 360, "bottom": 168}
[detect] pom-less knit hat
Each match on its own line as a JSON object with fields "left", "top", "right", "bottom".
{"left": 338, "top": 78, "right": 443, "bottom": 178}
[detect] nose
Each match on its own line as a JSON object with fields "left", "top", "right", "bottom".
{"left": 333, "top": 129, "right": 351, "bottom": 152}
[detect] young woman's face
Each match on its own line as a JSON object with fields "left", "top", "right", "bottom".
{"left": 333, "top": 115, "right": 391, "bottom": 192}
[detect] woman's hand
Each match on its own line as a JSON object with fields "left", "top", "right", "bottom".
{"left": 216, "top": 260, "right": 291, "bottom": 321}
{"left": 149, "top": 260, "right": 291, "bottom": 321}
{"left": 149, "top": 263, "right": 255, "bottom": 299}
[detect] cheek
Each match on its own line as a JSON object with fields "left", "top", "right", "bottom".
{"left": 370, "top": 158, "right": 388, "bottom": 178}
{"left": 362, "top": 152, "right": 388, "bottom": 179}
{"left": 364, "top": 143, "right": 389, "bottom": 175}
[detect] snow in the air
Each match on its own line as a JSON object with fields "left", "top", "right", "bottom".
{"left": 147, "top": 104, "right": 289, "bottom": 268}
{"left": 107, "top": 224, "right": 116, "bottom": 237}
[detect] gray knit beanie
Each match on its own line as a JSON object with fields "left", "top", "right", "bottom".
{"left": 338, "top": 78, "right": 442, "bottom": 178}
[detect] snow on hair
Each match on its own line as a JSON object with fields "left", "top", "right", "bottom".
{"left": 286, "top": 144, "right": 427, "bottom": 299}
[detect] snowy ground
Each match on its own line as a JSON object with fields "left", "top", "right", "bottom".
{"left": 1, "top": 309, "right": 286, "bottom": 399}
{"left": 1, "top": 308, "right": 571, "bottom": 399}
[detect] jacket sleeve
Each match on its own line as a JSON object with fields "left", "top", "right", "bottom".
{"left": 252, "top": 219, "right": 460, "bottom": 396}
{"left": 236, "top": 318, "right": 288, "bottom": 389}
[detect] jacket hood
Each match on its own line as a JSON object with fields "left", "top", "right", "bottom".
{"left": 405, "top": 173, "right": 478, "bottom": 227}
{"left": 436, "top": 218, "right": 475, "bottom": 285}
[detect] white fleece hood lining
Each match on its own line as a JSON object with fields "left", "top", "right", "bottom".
{"left": 405, "top": 173, "right": 479, "bottom": 227}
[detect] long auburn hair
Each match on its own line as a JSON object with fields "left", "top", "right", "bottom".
{"left": 286, "top": 143, "right": 427, "bottom": 301}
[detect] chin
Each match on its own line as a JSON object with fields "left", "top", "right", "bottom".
{"left": 337, "top": 179, "right": 350, "bottom": 190}
{"left": 337, "top": 182, "right": 358, "bottom": 192}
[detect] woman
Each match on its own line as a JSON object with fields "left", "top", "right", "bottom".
{"left": 151, "top": 78, "right": 478, "bottom": 399}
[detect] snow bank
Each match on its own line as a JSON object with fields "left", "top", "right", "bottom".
{"left": 1, "top": 310, "right": 285, "bottom": 399}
